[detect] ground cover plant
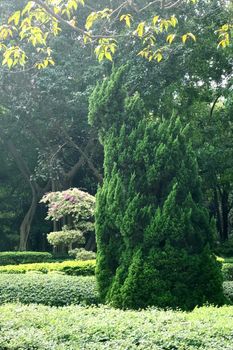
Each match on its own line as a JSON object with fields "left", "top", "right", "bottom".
{"left": 0, "top": 260, "right": 95, "bottom": 275}
{"left": 0, "top": 304, "right": 233, "bottom": 349}
{"left": 0, "top": 274, "right": 98, "bottom": 306}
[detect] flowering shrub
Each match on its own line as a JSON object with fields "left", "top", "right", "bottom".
{"left": 41, "top": 188, "right": 95, "bottom": 225}
{"left": 41, "top": 188, "right": 95, "bottom": 249}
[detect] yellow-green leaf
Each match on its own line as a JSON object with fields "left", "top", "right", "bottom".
{"left": 170, "top": 15, "right": 178, "bottom": 28}
{"left": 22, "top": 2, "right": 34, "bottom": 16}
{"left": 120, "top": 14, "right": 132, "bottom": 28}
{"left": 136, "top": 22, "right": 145, "bottom": 38}
{"left": 166, "top": 34, "right": 176, "bottom": 44}
{"left": 155, "top": 52, "right": 163, "bottom": 62}
{"left": 187, "top": 32, "right": 196, "bottom": 41}
{"left": 152, "top": 16, "right": 159, "bottom": 26}
{"left": 105, "top": 51, "right": 112, "bottom": 61}
{"left": 182, "top": 34, "right": 188, "bottom": 43}
{"left": 8, "top": 11, "right": 21, "bottom": 26}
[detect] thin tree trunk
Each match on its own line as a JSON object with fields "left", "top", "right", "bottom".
{"left": 19, "top": 189, "right": 38, "bottom": 251}
{"left": 85, "top": 233, "right": 96, "bottom": 251}
{"left": 214, "top": 187, "right": 223, "bottom": 240}
{"left": 215, "top": 185, "right": 230, "bottom": 242}
{"left": 221, "top": 189, "right": 229, "bottom": 242}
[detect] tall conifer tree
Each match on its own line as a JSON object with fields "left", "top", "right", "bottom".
{"left": 89, "top": 67, "right": 224, "bottom": 310}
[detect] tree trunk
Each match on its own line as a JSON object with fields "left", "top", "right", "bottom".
{"left": 19, "top": 190, "right": 38, "bottom": 251}
{"left": 85, "top": 232, "right": 96, "bottom": 251}
{"left": 214, "top": 186, "right": 230, "bottom": 242}
{"left": 221, "top": 189, "right": 229, "bottom": 242}
{"left": 214, "top": 187, "right": 223, "bottom": 239}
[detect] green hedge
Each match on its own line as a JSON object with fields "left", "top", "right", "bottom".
{"left": 214, "top": 239, "right": 233, "bottom": 258}
{"left": 222, "top": 263, "right": 233, "bottom": 281}
{"left": 0, "top": 274, "right": 98, "bottom": 306}
{"left": 0, "top": 260, "right": 96, "bottom": 276}
{"left": 223, "top": 281, "right": 233, "bottom": 304}
{"left": 0, "top": 304, "right": 233, "bottom": 349}
{"left": 0, "top": 251, "right": 53, "bottom": 265}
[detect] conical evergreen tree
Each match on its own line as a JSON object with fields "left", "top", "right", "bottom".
{"left": 89, "top": 67, "right": 224, "bottom": 310}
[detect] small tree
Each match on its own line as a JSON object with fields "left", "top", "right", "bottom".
{"left": 41, "top": 188, "right": 95, "bottom": 252}
{"left": 47, "top": 227, "right": 85, "bottom": 251}
{"left": 89, "top": 67, "right": 224, "bottom": 310}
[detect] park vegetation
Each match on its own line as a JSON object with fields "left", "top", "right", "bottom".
{"left": 0, "top": 0, "right": 233, "bottom": 348}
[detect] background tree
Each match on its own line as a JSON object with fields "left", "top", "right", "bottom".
{"left": 0, "top": 0, "right": 232, "bottom": 66}
{"left": 0, "top": 1, "right": 104, "bottom": 250}
{"left": 0, "top": 0, "right": 232, "bottom": 253}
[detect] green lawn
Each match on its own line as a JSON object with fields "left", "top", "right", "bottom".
{"left": 0, "top": 303, "right": 233, "bottom": 349}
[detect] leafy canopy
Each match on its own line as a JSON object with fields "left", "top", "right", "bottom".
{"left": 0, "top": 0, "right": 231, "bottom": 68}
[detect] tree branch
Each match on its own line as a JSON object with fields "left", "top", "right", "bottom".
{"left": 34, "top": 0, "right": 126, "bottom": 39}
{"left": 61, "top": 129, "right": 103, "bottom": 183}
{"left": 210, "top": 95, "right": 221, "bottom": 119}
{"left": 5, "top": 139, "right": 37, "bottom": 191}
{"left": 34, "top": 0, "right": 89, "bottom": 36}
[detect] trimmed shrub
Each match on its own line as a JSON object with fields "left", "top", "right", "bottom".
{"left": 47, "top": 228, "right": 85, "bottom": 250}
{"left": 69, "top": 248, "right": 97, "bottom": 261}
{"left": 215, "top": 239, "right": 233, "bottom": 258}
{"left": 223, "top": 281, "right": 233, "bottom": 304}
{"left": 0, "top": 251, "right": 52, "bottom": 266}
{"left": 0, "top": 260, "right": 96, "bottom": 276}
{"left": 89, "top": 68, "right": 224, "bottom": 310}
{"left": 0, "top": 274, "right": 98, "bottom": 306}
{"left": 222, "top": 263, "right": 233, "bottom": 281}
{"left": 0, "top": 304, "right": 233, "bottom": 349}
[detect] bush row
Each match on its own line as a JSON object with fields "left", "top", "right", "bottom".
{"left": 1, "top": 259, "right": 233, "bottom": 281}
{"left": 0, "top": 274, "right": 98, "bottom": 307}
{"left": 0, "top": 260, "right": 96, "bottom": 276}
{"left": 0, "top": 303, "right": 233, "bottom": 349}
{"left": 0, "top": 251, "right": 53, "bottom": 265}
{"left": 0, "top": 272, "right": 232, "bottom": 310}
{"left": 1, "top": 259, "right": 233, "bottom": 282}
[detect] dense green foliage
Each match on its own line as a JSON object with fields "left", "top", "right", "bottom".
{"left": 0, "top": 251, "right": 52, "bottom": 265}
{"left": 215, "top": 239, "right": 233, "bottom": 258}
{"left": 69, "top": 248, "right": 97, "bottom": 261}
{"left": 0, "top": 260, "right": 95, "bottom": 275}
{"left": 0, "top": 0, "right": 232, "bottom": 253}
{"left": 0, "top": 0, "right": 232, "bottom": 324}
{"left": 0, "top": 274, "right": 98, "bottom": 306}
{"left": 223, "top": 282, "right": 233, "bottom": 304}
{"left": 0, "top": 0, "right": 104, "bottom": 250}
{"left": 47, "top": 228, "right": 85, "bottom": 250}
{"left": 0, "top": 304, "right": 233, "bottom": 349}
{"left": 222, "top": 263, "right": 233, "bottom": 281}
{"left": 89, "top": 68, "right": 224, "bottom": 310}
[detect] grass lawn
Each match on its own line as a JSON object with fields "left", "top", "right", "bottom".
{"left": 0, "top": 303, "right": 233, "bottom": 349}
